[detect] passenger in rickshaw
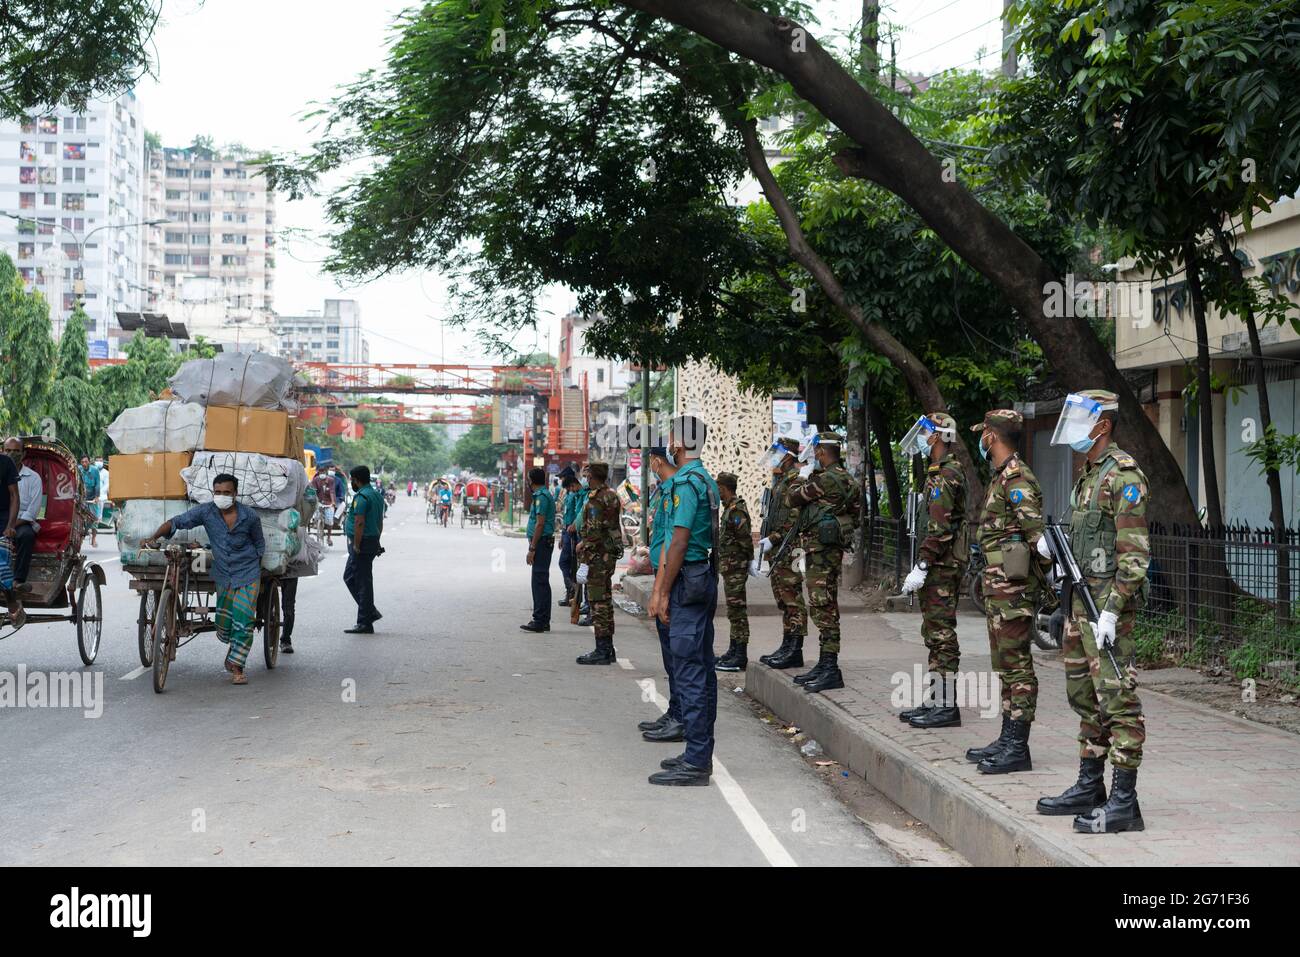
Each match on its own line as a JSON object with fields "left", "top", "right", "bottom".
{"left": 79, "top": 456, "right": 101, "bottom": 546}
{"left": 437, "top": 482, "right": 453, "bottom": 523}
{"left": 4, "top": 437, "right": 42, "bottom": 602}
{"left": 143, "top": 473, "right": 266, "bottom": 685}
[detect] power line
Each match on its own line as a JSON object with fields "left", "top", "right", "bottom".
{"left": 904, "top": 14, "right": 1001, "bottom": 61}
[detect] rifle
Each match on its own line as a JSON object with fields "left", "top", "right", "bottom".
{"left": 1042, "top": 521, "right": 1122, "bottom": 676}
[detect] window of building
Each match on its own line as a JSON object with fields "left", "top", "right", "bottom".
{"left": 166, "top": 167, "right": 189, "bottom": 177}
{"left": 17, "top": 243, "right": 34, "bottom": 260}
{"left": 165, "top": 189, "right": 183, "bottom": 200}
{"left": 63, "top": 143, "right": 86, "bottom": 160}
{"left": 326, "top": 325, "right": 339, "bottom": 333}
{"left": 596, "top": 368, "right": 604, "bottom": 383}
{"left": 63, "top": 116, "right": 87, "bottom": 132}
{"left": 38, "top": 167, "right": 56, "bottom": 184}
{"left": 165, "top": 231, "right": 185, "bottom": 243}
{"left": 165, "top": 253, "right": 188, "bottom": 265}
{"left": 327, "top": 340, "right": 339, "bottom": 349}
{"left": 196, "top": 191, "right": 210, "bottom": 201}
{"left": 221, "top": 255, "right": 246, "bottom": 267}
{"left": 42, "top": 142, "right": 55, "bottom": 156}
{"left": 190, "top": 234, "right": 210, "bottom": 245}
{"left": 169, "top": 211, "right": 189, "bottom": 222}
{"left": 18, "top": 192, "right": 35, "bottom": 210}
{"left": 191, "top": 254, "right": 210, "bottom": 267}
{"left": 62, "top": 167, "right": 87, "bottom": 183}
{"left": 61, "top": 243, "right": 80, "bottom": 261}
{"left": 19, "top": 141, "right": 35, "bottom": 161}
{"left": 192, "top": 211, "right": 211, "bottom": 222}
{"left": 39, "top": 117, "right": 58, "bottom": 135}
{"left": 194, "top": 168, "right": 212, "bottom": 179}
{"left": 42, "top": 192, "right": 57, "bottom": 206}
{"left": 37, "top": 218, "right": 54, "bottom": 235}
{"left": 64, "top": 194, "right": 85, "bottom": 211}
{"left": 19, "top": 166, "right": 36, "bottom": 184}
{"left": 16, "top": 220, "right": 35, "bottom": 235}
{"left": 221, "top": 234, "right": 247, "bottom": 245}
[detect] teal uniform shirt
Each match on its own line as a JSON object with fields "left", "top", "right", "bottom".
{"left": 562, "top": 488, "right": 581, "bottom": 529}
{"left": 648, "top": 482, "right": 674, "bottom": 569}
{"left": 527, "top": 486, "right": 556, "bottom": 539}
{"left": 573, "top": 486, "right": 591, "bottom": 534}
{"left": 667, "top": 459, "right": 718, "bottom": 563}
{"left": 350, "top": 484, "right": 385, "bottom": 537}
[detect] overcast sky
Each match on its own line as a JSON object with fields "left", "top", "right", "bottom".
{"left": 134, "top": 0, "right": 1008, "bottom": 371}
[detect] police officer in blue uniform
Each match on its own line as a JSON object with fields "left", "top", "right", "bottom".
{"left": 646, "top": 415, "right": 720, "bottom": 786}
{"left": 639, "top": 447, "right": 685, "bottom": 742}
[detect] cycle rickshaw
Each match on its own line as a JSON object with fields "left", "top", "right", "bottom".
{"left": 0, "top": 437, "right": 107, "bottom": 663}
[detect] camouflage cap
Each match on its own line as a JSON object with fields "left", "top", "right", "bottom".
{"left": 716, "top": 471, "right": 738, "bottom": 491}
{"left": 1077, "top": 389, "right": 1119, "bottom": 411}
{"left": 926, "top": 412, "right": 958, "bottom": 436}
{"left": 970, "top": 409, "right": 1023, "bottom": 433}
{"left": 775, "top": 436, "right": 801, "bottom": 453}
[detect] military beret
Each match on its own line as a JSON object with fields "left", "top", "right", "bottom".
{"left": 1078, "top": 389, "right": 1119, "bottom": 410}
{"left": 971, "top": 409, "right": 1023, "bottom": 432}
{"left": 716, "top": 472, "right": 738, "bottom": 491}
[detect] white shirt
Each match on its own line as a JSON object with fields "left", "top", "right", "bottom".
{"left": 98, "top": 466, "right": 109, "bottom": 502}
{"left": 16, "top": 465, "right": 42, "bottom": 531}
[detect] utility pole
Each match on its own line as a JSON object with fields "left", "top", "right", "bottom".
{"left": 1002, "top": 0, "right": 1018, "bottom": 78}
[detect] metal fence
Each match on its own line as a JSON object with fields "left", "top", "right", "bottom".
{"left": 859, "top": 514, "right": 907, "bottom": 587}
{"left": 1141, "top": 524, "right": 1300, "bottom": 685}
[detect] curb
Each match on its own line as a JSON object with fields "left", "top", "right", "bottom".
{"left": 745, "top": 663, "right": 1098, "bottom": 867}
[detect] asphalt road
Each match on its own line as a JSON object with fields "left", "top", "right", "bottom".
{"left": 0, "top": 496, "right": 898, "bottom": 866}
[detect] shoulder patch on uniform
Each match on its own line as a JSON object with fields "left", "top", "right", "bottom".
{"left": 930, "top": 486, "right": 942, "bottom": 500}
{"left": 1121, "top": 484, "right": 1142, "bottom": 504}
{"left": 926, "top": 464, "right": 940, "bottom": 473}
{"left": 1009, "top": 488, "right": 1025, "bottom": 504}
{"left": 1003, "top": 459, "right": 1021, "bottom": 478}
{"left": 1112, "top": 450, "right": 1138, "bottom": 469}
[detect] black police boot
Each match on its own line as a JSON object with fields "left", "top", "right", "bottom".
{"left": 715, "top": 640, "right": 738, "bottom": 669}
{"left": 768, "top": 634, "right": 805, "bottom": 670}
{"left": 900, "top": 671, "right": 936, "bottom": 723}
{"left": 759, "top": 634, "right": 793, "bottom": 666}
{"left": 576, "top": 637, "right": 616, "bottom": 665}
{"left": 638, "top": 712, "right": 671, "bottom": 733}
{"left": 965, "top": 713, "right": 1011, "bottom": 763}
{"left": 558, "top": 590, "right": 572, "bottom": 608}
{"left": 792, "top": 648, "right": 826, "bottom": 684}
{"left": 641, "top": 718, "right": 685, "bottom": 742}
{"left": 909, "top": 675, "right": 961, "bottom": 728}
{"left": 977, "top": 718, "right": 1032, "bottom": 774}
{"left": 1037, "top": 758, "right": 1108, "bottom": 816}
{"left": 1073, "top": 767, "right": 1144, "bottom": 833}
{"left": 802, "top": 653, "right": 845, "bottom": 693}
{"left": 717, "top": 642, "right": 747, "bottom": 672}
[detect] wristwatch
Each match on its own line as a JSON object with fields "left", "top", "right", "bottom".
{"left": 917, "top": 560, "right": 929, "bottom": 571}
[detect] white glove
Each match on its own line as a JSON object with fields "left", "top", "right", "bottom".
{"left": 901, "top": 564, "right": 928, "bottom": 594}
{"left": 1036, "top": 535, "right": 1051, "bottom": 560}
{"left": 575, "top": 563, "right": 589, "bottom": 585}
{"left": 1096, "top": 610, "right": 1118, "bottom": 650}
{"left": 758, "top": 537, "right": 774, "bottom": 555}
{"left": 749, "top": 558, "right": 764, "bottom": 578}
{"left": 798, "top": 462, "right": 815, "bottom": 479}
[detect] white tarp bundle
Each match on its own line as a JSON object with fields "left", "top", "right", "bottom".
{"left": 168, "top": 352, "right": 296, "bottom": 411}
{"left": 182, "top": 451, "right": 307, "bottom": 510}
{"left": 106, "top": 400, "right": 206, "bottom": 454}
{"left": 116, "top": 499, "right": 301, "bottom": 573}
{"left": 288, "top": 531, "right": 322, "bottom": 577}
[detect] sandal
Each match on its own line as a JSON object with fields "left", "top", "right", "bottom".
{"left": 229, "top": 667, "right": 247, "bottom": 685}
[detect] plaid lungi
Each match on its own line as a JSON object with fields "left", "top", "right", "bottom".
{"left": 215, "top": 581, "right": 260, "bottom": 669}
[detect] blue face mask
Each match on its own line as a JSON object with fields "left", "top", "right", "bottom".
{"left": 666, "top": 450, "right": 677, "bottom": 467}
{"left": 580, "top": 477, "right": 589, "bottom": 488}
{"left": 1070, "top": 436, "right": 1096, "bottom": 454}
{"left": 978, "top": 434, "right": 990, "bottom": 462}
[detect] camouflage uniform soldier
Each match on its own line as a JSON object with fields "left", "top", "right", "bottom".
{"left": 715, "top": 472, "right": 752, "bottom": 672}
{"left": 575, "top": 462, "right": 623, "bottom": 665}
{"left": 1036, "top": 390, "right": 1150, "bottom": 833}
{"left": 786, "top": 432, "right": 860, "bottom": 694}
{"left": 897, "top": 412, "right": 968, "bottom": 729}
{"left": 757, "top": 438, "right": 809, "bottom": 670}
{"left": 966, "top": 409, "right": 1048, "bottom": 774}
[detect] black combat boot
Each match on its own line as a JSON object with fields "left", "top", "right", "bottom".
{"left": 977, "top": 718, "right": 1032, "bottom": 774}
{"left": 900, "top": 672, "right": 936, "bottom": 722}
{"left": 792, "top": 650, "right": 825, "bottom": 684}
{"left": 965, "top": 713, "right": 1011, "bottom": 763}
{"left": 576, "top": 637, "right": 616, "bottom": 665}
{"left": 638, "top": 712, "right": 670, "bottom": 732}
{"left": 909, "top": 675, "right": 961, "bottom": 728}
{"left": 1037, "top": 758, "right": 1107, "bottom": 816}
{"left": 1073, "top": 767, "right": 1144, "bottom": 833}
{"left": 768, "top": 634, "right": 805, "bottom": 670}
{"left": 802, "top": 652, "right": 844, "bottom": 693}
{"left": 717, "top": 641, "right": 747, "bottom": 672}
{"left": 715, "top": 640, "right": 739, "bottom": 669}
{"left": 759, "top": 634, "right": 793, "bottom": 666}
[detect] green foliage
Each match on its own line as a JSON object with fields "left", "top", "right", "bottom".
{"left": 452, "top": 423, "right": 511, "bottom": 475}
{"left": 46, "top": 305, "right": 109, "bottom": 458}
{"left": 0, "top": 1, "right": 160, "bottom": 119}
{"left": 0, "top": 252, "right": 56, "bottom": 434}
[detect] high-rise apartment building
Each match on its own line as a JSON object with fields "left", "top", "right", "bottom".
{"left": 277, "top": 298, "right": 370, "bottom": 363}
{"left": 145, "top": 145, "right": 277, "bottom": 347}
{"left": 0, "top": 93, "right": 147, "bottom": 356}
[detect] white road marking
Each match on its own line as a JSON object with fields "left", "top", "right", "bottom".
{"left": 644, "top": 686, "right": 797, "bottom": 867}
{"left": 616, "top": 657, "right": 634, "bottom": 670}
{"left": 120, "top": 666, "right": 147, "bottom": 680}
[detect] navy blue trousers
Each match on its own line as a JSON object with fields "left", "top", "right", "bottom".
{"left": 668, "top": 563, "right": 718, "bottom": 768}
{"left": 530, "top": 537, "right": 553, "bottom": 625}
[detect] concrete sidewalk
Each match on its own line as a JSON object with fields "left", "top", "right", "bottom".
{"left": 636, "top": 585, "right": 1300, "bottom": 866}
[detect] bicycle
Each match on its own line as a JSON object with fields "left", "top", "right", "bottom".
{"left": 963, "top": 544, "right": 1060, "bottom": 650}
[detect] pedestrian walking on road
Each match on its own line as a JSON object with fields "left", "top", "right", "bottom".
{"left": 79, "top": 455, "right": 101, "bottom": 547}
{"left": 647, "top": 416, "right": 719, "bottom": 786}
{"left": 521, "top": 466, "right": 556, "bottom": 633}
{"left": 144, "top": 473, "right": 266, "bottom": 685}
{"left": 344, "top": 465, "right": 385, "bottom": 634}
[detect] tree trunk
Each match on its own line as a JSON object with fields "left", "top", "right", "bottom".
{"left": 869, "top": 391, "right": 903, "bottom": 520}
{"left": 1213, "top": 226, "right": 1292, "bottom": 620}
{"left": 1183, "top": 240, "right": 1224, "bottom": 529}
{"left": 861, "top": 1, "right": 880, "bottom": 75}
{"left": 735, "top": 116, "right": 983, "bottom": 500}
{"left": 615, "top": 0, "right": 1200, "bottom": 530}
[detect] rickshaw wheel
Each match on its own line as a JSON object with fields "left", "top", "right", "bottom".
{"left": 75, "top": 574, "right": 103, "bottom": 666}
{"left": 263, "top": 582, "right": 281, "bottom": 669}
{"left": 425, "top": 504, "right": 433, "bottom": 524}
{"left": 137, "top": 589, "right": 158, "bottom": 667}
{"left": 151, "top": 587, "right": 176, "bottom": 694}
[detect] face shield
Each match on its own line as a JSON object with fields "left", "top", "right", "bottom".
{"left": 1050, "top": 393, "right": 1108, "bottom": 447}
{"left": 899, "top": 416, "right": 945, "bottom": 457}
{"left": 754, "top": 441, "right": 787, "bottom": 470}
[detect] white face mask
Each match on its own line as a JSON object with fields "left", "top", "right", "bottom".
{"left": 213, "top": 494, "right": 235, "bottom": 511}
